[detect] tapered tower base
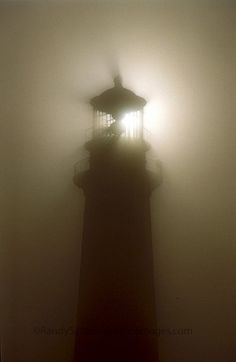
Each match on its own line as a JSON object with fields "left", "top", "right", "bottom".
{"left": 74, "top": 139, "right": 159, "bottom": 362}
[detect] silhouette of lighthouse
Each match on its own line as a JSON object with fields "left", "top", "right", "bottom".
{"left": 74, "top": 76, "right": 161, "bottom": 362}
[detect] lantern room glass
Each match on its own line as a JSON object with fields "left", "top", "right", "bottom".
{"left": 92, "top": 109, "right": 144, "bottom": 140}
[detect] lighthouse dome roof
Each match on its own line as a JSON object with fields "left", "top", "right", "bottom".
{"left": 90, "top": 76, "right": 146, "bottom": 118}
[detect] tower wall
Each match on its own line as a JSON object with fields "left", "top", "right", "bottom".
{"left": 74, "top": 139, "right": 159, "bottom": 362}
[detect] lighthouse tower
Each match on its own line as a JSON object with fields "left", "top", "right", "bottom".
{"left": 74, "top": 77, "right": 161, "bottom": 362}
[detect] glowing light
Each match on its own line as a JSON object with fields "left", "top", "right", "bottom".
{"left": 144, "top": 99, "right": 168, "bottom": 137}
{"left": 118, "top": 98, "right": 169, "bottom": 141}
{"left": 121, "top": 112, "right": 140, "bottom": 139}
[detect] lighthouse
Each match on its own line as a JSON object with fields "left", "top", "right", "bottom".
{"left": 73, "top": 76, "right": 161, "bottom": 362}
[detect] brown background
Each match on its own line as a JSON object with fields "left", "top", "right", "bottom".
{"left": 1, "top": 1, "right": 235, "bottom": 361}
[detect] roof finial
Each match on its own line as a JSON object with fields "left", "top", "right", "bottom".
{"left": 113, "top": 75, "right": 122, "bottom": 88}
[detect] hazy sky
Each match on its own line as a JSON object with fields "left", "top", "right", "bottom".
{"left": 1, "top": 1, "right": 235, "bottom": 361}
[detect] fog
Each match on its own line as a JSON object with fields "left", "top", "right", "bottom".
{"left": 1, "top": 1, "right": 235, "bottom": 361}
